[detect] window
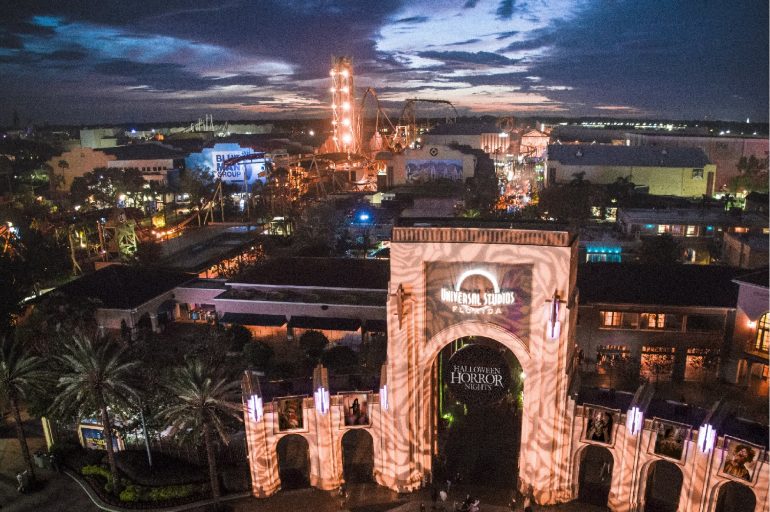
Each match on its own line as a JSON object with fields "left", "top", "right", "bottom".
{"left": 642, "top": 313, "right": 666, "bottom": 329}
{"left": 692, "top": 168, "right": 704, "bottom": 179}
{"left": 601, "top": 311, "right": 622, "bottom": 327}
{"left": 670, "top": 225, "right": 684, "bottom": 236}
{"left": 733, "top": 227, "right": 748, "bottom": 234}
{"left": 686, "top": 315, "right": 723, "bottom": 333}
{"left": 641, "top": 346, "right": 675, "bottom": 382}
{"left": 756, "top": 313, "right": 769, "bottom": 352}
{"left": 684, "top": 348, "right": 719, "bottom": 381}
{"left": 657, "top": 224, "right": 670, "bottom": 234}
{"left": 685, "top": 225, "right": 698, "bottom": 237}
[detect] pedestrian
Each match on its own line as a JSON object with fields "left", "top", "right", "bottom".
{"left": 431, "top": 486, "right": 439, "bottom": 509}
{"left": 420, "top": 503, "right": 426, "bottom": 512}
{"left": 16, "top": 472, "right": 25, "bottom": 493}
{"left": 50, "top": 451, "right": 61, "bottom": 473}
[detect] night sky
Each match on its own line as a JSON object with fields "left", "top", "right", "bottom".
{"left": 1, "top": 1, "right": 767, "bottom": 125}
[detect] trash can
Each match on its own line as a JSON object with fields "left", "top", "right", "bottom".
{"left": 33, "top": 451, "right": 47, "bottom": 469}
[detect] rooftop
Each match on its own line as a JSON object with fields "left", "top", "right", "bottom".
{"left": 218, "top": 286, "right": 387, "bottom": 306}
{"left": 618, "top": 208, "right": 768, "bottom": 227}
{"left": 577, "top": 263, "right": 742, "bottom": 308}
{"left": 55, "top": 264, "right": 194, "bottom": 309}
{"left": 101, "top": 143, "right": 185, "bottom": 161}
{"left": 733, "top": 269, "right": 769, "bottom": 288}
{"left": 724, "top": 232, "right": 770, "bottom": 251}
{"left": 426, "top": 122, "right": 499, "bottom": 136}
{"left": 547, "top": 144, "right": 711, "bottom": 168}
{"left": 233, "top": 257, "right": 390, "bottom": 290}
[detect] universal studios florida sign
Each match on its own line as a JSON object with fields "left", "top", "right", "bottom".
{"left": 440, "top": 269, "right": 516, "bottom": 315}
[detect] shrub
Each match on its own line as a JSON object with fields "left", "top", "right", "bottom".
{"left": 81, "top": 464, "right": 112, "bottom": 482}
{"left": 119, "top": 485, "right": 139, "bottom": 502}
{"left": 321, "top": 345, "right": 358, "bottom": 372}
{"left": 227, "top": 325, "right": 252, "bottom": 352}
{"left": 117, "top": 482, "right": 201, "bottom": 503}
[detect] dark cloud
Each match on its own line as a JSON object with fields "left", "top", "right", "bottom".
{"left": 496, "top": 0, "right": 516, "bottom": 20}
{"left": 463, "top": 1, "right": 479, "bottom": 7}
{"left": 47, "top": 50, "right": 87, "bottom": 61}
{"left": 495, "top": 30, "right": 519, "bottom": 40}
{"left": 447, "top": 39, "right": 482, "bottom": 46}
{"left": 418, "top": 50, "right": 518, "bottom": 66}
{"left": 0, "top": 33, "right": 23, "bottom": 49}
{"left": 93, "top": 59, "right": 219, "bottom": 91}
{"left": 394, "top": 16, "right": 429, "bottom": 24}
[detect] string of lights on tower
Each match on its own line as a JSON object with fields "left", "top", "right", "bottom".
{"left": 329, "top": 56, "right": 357, "bottom": 154}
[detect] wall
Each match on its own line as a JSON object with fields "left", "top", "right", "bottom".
{"left": 391, "top": 146, "right": 476, "bottom": 185}
{"left": 47, "top": 147, "right": 116, "bottom": 192}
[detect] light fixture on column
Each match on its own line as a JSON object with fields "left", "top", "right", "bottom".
{"left": 379, "top": 364, "right": 389, "bottom": 411}
{"left": 243, "top": 370, "right": 264, "bottom": 422}
{"left": 312, "top": 363, "right": 330, "bottom": 415}
{"left": 626, "top": 406, "right": 643, "bottom": 436}
{"left": 697, "top": 424, "right": 716, "bottom": 453}
{"left": 543, "top": 291, "right": 561, "bottom": 340}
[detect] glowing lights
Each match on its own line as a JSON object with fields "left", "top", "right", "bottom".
{"left": 626, "top": 406, "right": 643, "bottom": 436}
{"left": 342, "top": 117, "right": 351, "bottom": 127}
{"left": 342, "top": 101, "right": 350, "bottom": 111}
{"left": 314, "top": 387, "right": 330, "bottom": 415}
{"left": 697, "top": 424, "right": 716, "bottom": 453}
{"left": 247, "top": 395, "right": 263, "bottom": 422}
{"left": 342, "top": 133, "right": 352, "bottom": 144}
{"left": 748, "top": 320, "right": 757, "bottom": 329}
{"left": 379, "top": 384, "right": 389, "bottom": 411}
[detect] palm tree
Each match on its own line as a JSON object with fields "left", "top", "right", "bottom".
{"left": 0, "top": 337, "right": 45, "bottom": 482}
{"left": 52, "top": 334, "right": 139, "bottom": 490}
{"left": 161, "top": 360, "right": 242, "bottom": 500}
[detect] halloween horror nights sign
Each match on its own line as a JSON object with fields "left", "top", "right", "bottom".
{"left": 425, "top": 262, "right": 532, "bottom": 341}
{"left": 445, "top": 344, "right": 511, "bottom": 405}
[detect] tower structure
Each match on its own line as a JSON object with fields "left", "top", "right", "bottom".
{"left": 330, "top": 56, "right": 357, "bottom": 154}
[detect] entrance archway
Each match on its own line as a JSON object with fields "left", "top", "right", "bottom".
{"left": 714, "top": 481, "right": 756, "bottom": 512}
{"left": 276, "top": 434, "right": 310, "bottom": 489}
{"left": 644, "top": 461, "right": 683, "bottom": 512}
{"left": 578, "top": 445, "right": 613, "bottom": 507}
{"left": 342, "top": 429, "right": 374, "bottom": 483}
{"left": 433, "top": 337, "right": 522, "bottom": 488}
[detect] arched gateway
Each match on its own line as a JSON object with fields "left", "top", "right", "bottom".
{"left": 378, "top": 222, "right": 578, "bottom": 504}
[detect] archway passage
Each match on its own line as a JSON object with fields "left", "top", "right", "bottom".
{"left": 342, "top": 429, "right": 374, "bottom": 483}
{"left": 276, "top": 434, "right": 310, "bottom": 490}
{"left": 433, "top": 337, "right": 522, "bottom": 488}
{"left": 715, "top": 481, "right": 756, "bottom": 512}
{"left": 578, "top": 445, "right": 613, "bottom": 507}
{"left": 644, "top": 461, "right": 683, "bottom": 512}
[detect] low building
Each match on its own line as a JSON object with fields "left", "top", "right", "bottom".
{"left": 626, "top": 132, "right": 769, "bottom": 193}
{"left": 722, "top": 232, "right": 770, "bottom": 269}
{"left": 546, "top": 144, "right": 716, "bottom": 197}
{"left": 47, "top": 147, "right": 116, "bottom": 192}
{"left": 617, "top": 208, "right": 768, "bottom": 264}
{"left": 52, "top": 264, "right": 194, "bottom": 336}
{"left": 519, "top": 128, "right": 550, "bottom": 159}
{"left": 102, "top": 143, "right": 186, "bottom": 185}
{"left": 726, "top": 270, "right": 769, "bottom": 391}
{"left": 575, "top": 264, "right": 742, "bottom": 383}
{"left": 422, "top": 122, "right": 511, "bottom": 154}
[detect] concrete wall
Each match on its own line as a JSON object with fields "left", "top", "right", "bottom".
{"left": 47, "top": 147, "right": 116, "bottom": 192}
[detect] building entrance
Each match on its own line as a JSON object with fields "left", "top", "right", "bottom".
{"left": 578, "top": 445, "right": 613, "bottom": 507}
{"left": 643, "top": 461, "right": 683, "bottom": 512}
{"left": 342, "top": 429, "right": 374, "bottom": 483}
{"left": 276, "top": 434, "right": 310, "bottom": 489}
{"left": 714, "top": 481, "right": 756, "bottom": 512}
{"left": 433, "top": 337, "right": 522, "bottom": 487}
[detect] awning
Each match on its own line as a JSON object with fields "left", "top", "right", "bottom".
{"left": 288, "top": 316, "right": 361, "bottom": 332}
{"left": 364, "top": 319, "right": 388, "bottom": 332}
{"left": 219, "top": 313, "right": 287, "bottom": 327}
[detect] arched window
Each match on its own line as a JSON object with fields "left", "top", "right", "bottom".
{"left": 755, "top": 313, "right": 769, "bottom": 352}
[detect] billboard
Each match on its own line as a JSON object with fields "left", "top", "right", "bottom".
{"left": 424, "top": 262, "right": 532, "bottom": 342}
{"left": 650, "top": 419, "right": 689, "bottom": 463}
{"left": 185, "top": 143, "right": 267, "bottom": 185}
{"left": 719, "top": 437, "right": 764, "bottom": 483}
{"left": 406, "top": 159, "right": 463, "bottom": 183}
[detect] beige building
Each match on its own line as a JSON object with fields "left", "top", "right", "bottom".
{"left": 722, "top": 233, "right": 769, "bottom": 269}
{"left": 47, "top": 146, "right": 116, "bottom": 192}
{"left": 546, "top": 144, "right": 717, "bottom": 197}
{"left": 626, "top": 133, "right": 769, "bottom": 192}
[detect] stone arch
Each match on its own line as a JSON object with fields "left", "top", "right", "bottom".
{"left": 421, "top": 322, "right": 530, "bottom": 487}
{"left": 575, "top": 444, "right": 614, "bottom": 507}
{"left": 276, "top": 434, "right": 311, "bottom": 489}
{"left": 712, "top": 480, "right": 757, "bottom": 512}
{"left": 341, "top": 429, "right": 375, "bottom": 483}
{"left": 640, "top": 459, "right": 684, "bottom": 512}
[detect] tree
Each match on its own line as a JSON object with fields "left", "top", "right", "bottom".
{"left": 299, "top": 330, "right": 329, "bottom": 363}
{"left": 160, "top": 360, "right": 241, "bottom": 501}
{"left": 0, "top": 337, "right": 45, "bottom": 483}
{"left": 51, "top": 335, "right": 139, "bottom": 491}
{"left": 321, "top": 345, "right": 358, "bottom": 373}
{"left": 637, "top": 234, "right": 681, "bottom": 265}
{"left": 242, "top": 340, "right": 273, "bottom": 370}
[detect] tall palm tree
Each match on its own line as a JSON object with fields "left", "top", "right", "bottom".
{"left": 0, "top": 337, "right": 45, "bottom": 482}
{"left": 161, "top": 360, "right": 241, "bottom": 500}
{"left": 52, "top": 334, "right": 139, "bottom": 490}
